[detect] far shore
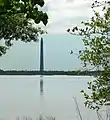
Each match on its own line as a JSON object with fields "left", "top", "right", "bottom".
{"left": 0, "top": 70, "right": 101, "bottom": 76}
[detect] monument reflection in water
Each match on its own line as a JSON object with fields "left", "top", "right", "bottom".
{"left": 40, "top": 75, "right": 44, "bottom": 119}
{"left": 40, "top": 76, "right": 44, "bottom": 95}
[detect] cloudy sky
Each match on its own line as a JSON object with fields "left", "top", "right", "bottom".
{"left": 42, "top": 0, "right": 99, "bottom": 34}
{"left": 0, "top": 0, "right": 102, "bottom": 71}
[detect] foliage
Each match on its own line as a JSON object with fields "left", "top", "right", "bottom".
{"left": 91, "top": 0, "right": 110, "bottom": 8}
{"left": 0, "top": 0, "right": 48, "bottom": 56}
{"left": 0, "top": 0, "right": 48, "bottom": 25}
{"left": 67, "top": 3, "right": 110, "bottom": 111}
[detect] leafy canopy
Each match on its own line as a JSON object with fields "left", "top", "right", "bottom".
{"left": 0, "top": 0, "right": 48, "bottom": 56}
{"left": 0, "top": 0, "right": 48, "bottom": 25}
{"left": 68, "top": 1, "right": 110, "bottom": 111}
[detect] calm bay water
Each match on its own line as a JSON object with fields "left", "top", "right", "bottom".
{"left": 0, "top": 76, "right": 102, "bottom": 120}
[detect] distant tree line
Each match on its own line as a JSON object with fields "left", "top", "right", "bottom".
{"left": 0, "top": 69, "right": 101, "bottom": 76}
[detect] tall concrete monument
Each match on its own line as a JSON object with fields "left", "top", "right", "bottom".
{"left": 40, "top": 38, "right": 44, "bottom": 95}
{"left": 40, "top": 38, "right": 44, "bottom": 74}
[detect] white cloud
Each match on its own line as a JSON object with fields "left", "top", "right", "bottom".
{"left": 40, "top": 0, "right": 100, "bottom": 34}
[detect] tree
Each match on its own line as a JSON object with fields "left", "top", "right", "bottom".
{"left": 67, "top": 1, "right": 110, "bottom": 111}
{"left": 0, "top": 0, "right": 48, "bottom": 56}
{"left": 91, "top": 0, "right": 110, "bottom": 8}
{"left": 0, "top": 0, "right": 48, "bottom": 25}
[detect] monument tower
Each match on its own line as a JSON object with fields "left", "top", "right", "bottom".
{"left": 40, "top": 38, "right": 44, "bottom": 94}
{"left": 40, "top": 38, "right": 44, "bottom": 74}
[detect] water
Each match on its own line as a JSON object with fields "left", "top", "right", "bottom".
{"left": 0, "top": 75, "right": 99, "bottom": 120}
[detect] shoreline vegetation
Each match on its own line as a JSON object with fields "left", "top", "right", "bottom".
{"left": 0, "top": 69, "right": 101, "bottom": 76}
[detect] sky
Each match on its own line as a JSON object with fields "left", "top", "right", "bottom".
{"left": 41, "top": 0, "right": 94, "bottom": 34}
{"left": 0, "top": 0, "right": 102, "bottom": 71}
